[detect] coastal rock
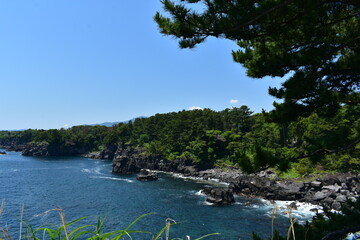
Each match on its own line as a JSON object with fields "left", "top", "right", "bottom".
{"left": 111, "top": 144, "right": 196, "bottom": 174}
{"left": 21, "top": 142, "right": 88, "bottom": 157}
{"left": 335, "top": 194, "right": 347, "bottom": 203}
{"left": 310, "top": 181, "right": 323, "bottom": 189}
{"left": 22, "top": 143, "right": 50, "bottom": 156}
{"left": 0, "top": 151, "right": 6, "bottom": 155}
{"left": 321, "top": 197, "right": 334, "bottom": 210}
{"left": 332, "top": 201, "right": 342, "bottom": 211}
{"left": 288, "top": 202, "right": 298, "bottom": 210}
{"left": 323, "top": 184, "right": 341, "bottom": 193}
{"left": 313, "top": 191, "right": 327, "bottom": 201}
{"left": 136, "top": 169, "right": 158, "bottom": 181}
{"left": 202, "top": 188, "right": 235, "bottom": 205}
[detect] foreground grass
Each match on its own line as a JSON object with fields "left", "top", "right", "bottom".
{"left": 0, "top": 207, "right": 218, "bottom": 240}
{"left": 2, "top": 199, "right": 360, "bottom": 240}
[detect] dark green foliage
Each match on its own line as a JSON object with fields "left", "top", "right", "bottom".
{"left": 154, "top": 1, "right": 360, "bottom": 171}
{"left": 0, "top": 105, "right": 358, "bottom": 174}
{"left": 155, "top": 0, "right": 359, "bottom": 120}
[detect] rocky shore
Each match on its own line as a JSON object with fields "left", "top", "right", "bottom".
{"left": 87, "top": 143, "right": 360, "bottom": 211}
{"left": 2, "top": 142, "right": 359, "bottom": 210}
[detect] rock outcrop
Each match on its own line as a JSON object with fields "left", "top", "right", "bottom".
{"left": 22, "top": 143, "right": 88, "bottom": 157}
{"left": 10, "top": 140, "right": 357, "bottom": 210}
{"left": 228, "top": 173, "right": 360, "bottom": 210}
{"left": 202, "top": 187, "right": 235, "bottom": 205}
{"left": 108, "top": 144, "right": 197, "bottom": 174}
{"left": 136, "top": 169, "right": 158, "bottom": 181}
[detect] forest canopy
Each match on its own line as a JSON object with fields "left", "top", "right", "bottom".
{"left": 1, "top": 106, "right": 359, "bottom": 176}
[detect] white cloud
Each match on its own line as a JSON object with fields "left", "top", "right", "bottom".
{"left": 62, "top": 124, "right": 69, "bottom": 129}
{"left": 230, "top": 99, "right": 239, "bottom": 104}
{"left": 188, "top": 106, "right": 203, "bottom": 110}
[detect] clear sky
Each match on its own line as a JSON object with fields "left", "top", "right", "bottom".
{"left": 0, "top": 0, "right": 282, "bottom": 130}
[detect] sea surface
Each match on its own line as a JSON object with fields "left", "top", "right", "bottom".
{"left": 0, "top": 150, "right": 319, "bottom": 239}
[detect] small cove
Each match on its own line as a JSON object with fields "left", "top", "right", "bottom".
{"left": 0, "top": 150, "right": 318, "bottom": 239}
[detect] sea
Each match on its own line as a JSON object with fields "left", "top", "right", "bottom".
{"left": 0, "top": 149, "right": 322, "bottom": 240}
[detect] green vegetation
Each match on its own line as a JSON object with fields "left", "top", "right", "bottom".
{"left": 0, "top": 208, "right": 219, "bottom": 240}
{"left": 151, "top": 0, "right": 359, "bottom": 175}
{"left": 2, "top": 200, "right": 360, "bottom": 240}
{"left": 154, "top": 0, "right": 359, "bottom": 120}
{"left": 1, "top": 104, "right": 359, "bottom": 175}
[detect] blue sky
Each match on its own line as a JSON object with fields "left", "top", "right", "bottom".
{"left": 0, "top": 0, "right": 282, "bottom": 130}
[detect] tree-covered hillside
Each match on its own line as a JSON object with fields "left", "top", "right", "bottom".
{"left": 1, "top": 105, "right": 359, "bottom": 176}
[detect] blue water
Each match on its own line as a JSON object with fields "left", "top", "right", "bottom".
{"left": 0, "top": 150, "right": 304, "bottom": 239}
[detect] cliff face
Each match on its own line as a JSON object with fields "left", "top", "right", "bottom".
{"left": 0, "top": 138, "right": 28, "bottom": 152}
{"left": 85, "top": 143, "right": 197, "bottom": 174}
{"left": 21, "top": 142, "right": 88, "bottom": 156}
{"left": 111, "top": 144, "right": 197, "bottom": 174}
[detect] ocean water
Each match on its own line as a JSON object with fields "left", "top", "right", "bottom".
{"left": 0, "top": 150, "right": 319, "bottom": 239}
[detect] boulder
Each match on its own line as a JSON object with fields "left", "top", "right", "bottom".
{"left": 313, "top": 191, "right": 327, "bottom": 201}
{"left": 136, "top": 169, "right": 158, "bottom": 181}
{"left": 0, "top": 151, "right": 6, "bottom": 155}
{"left": 323, "top": 184, "right": 341, "bottom": 193}
{"left": 321, "top": 197, "right": 334, "bottom": 210}
{"left": 310, "top": 181, "right": 322, "bottom": 189}
{"left": 332, "top": 201, "right": 342, "bottom": 211}
{"left": 202, "top": 188, "right": 235, "bottom": 205}
{"left": 335, "top": 194, "right": 347, "bottom": 203}
{"left": 288, "top": 202, "right": 298, "bottom": 210}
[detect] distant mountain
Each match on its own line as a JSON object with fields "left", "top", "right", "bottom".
{"left": 90, "top": 117, "right": 147, "bottom": 127}
{"left": 0, "top": 117, "right": 147, "bottom": 131}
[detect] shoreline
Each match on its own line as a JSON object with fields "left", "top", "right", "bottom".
{"left": 2, "top": 144, "right": 359, "bottom": 212}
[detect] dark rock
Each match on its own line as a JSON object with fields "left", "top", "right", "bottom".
{"left": 313, "top": 191, "right": 327, "bottom": 201}
{"left": 288, "top": 202, "right": 298, "bottom": 210}
{"left": 82, "top": 152, "right": 101, "bottom": 159}
{"left": 258, "top": 169, "right": 276, "bottom": 179}
{"left": 310, "top": 181, "right": 322, "bottom": 189}
{"left": 111, "top": 144, "right": 197, "bottom": 174}
{"left": 332, "top": 201, "right": 342, "bottom": 211}
{"left": 136, "top": 169, "right": 158, "bottom": 181}
{"left": 341, "top": 182, "right": 349, "bottom": 190}
{"left": 335, "top": 194, "right": 347, "bottom": 203}
{"left": 322, "top": 176, "right": 341, "bottom": 186}
{"left": 328, "top": 190, "right": 337, "bottom": 199}
{"left": 323, "top": 184, "right": 341, "bottom": 193}
{"left": 202, "top": 188, "right": 235, "bottom": 205}
{"left": 340, "top": 189, "right": 350, "bottom": 196}
{"left": 0, "top": 151, "right": 6, "bottom": 155}
{"left": 241, "top": 188, "right": 251, "bottom": 194}
{"left": 321, "top": 197, "right": 334, "bottom": 210}
{"left": 22, "top": 142, "right": 88, "bottom": 157}
{"left": 349, "top": 197, "right": 357, "bottom": 202}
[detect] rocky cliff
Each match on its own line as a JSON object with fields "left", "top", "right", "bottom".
{"left": 7, "top": 140, "right": 359, "bottom": 210}
{"left": 22, "top": 142, "right": 88, "bottom": 156}
{"left": 84, "top": 143, "right": 198, "bottom": 174}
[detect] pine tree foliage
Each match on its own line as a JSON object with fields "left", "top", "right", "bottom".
{"left": 155, "top": 0, "right": 360, "bottom": 120}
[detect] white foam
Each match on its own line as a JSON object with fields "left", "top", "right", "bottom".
{"left": 81, "top": 168, "right": 91, "bottom": 173}
{"left": 259, "top": 199, "right": 323, "bottom": 224}
{"left": 90, "top": 176, "right": 134, "bottom": 183}
{"left": 345, "top": 232, "right": 360, "bottom": 240}
{"left": 81, "top": 167, "right": 101, "bottom": 175}
{"left": 194, "top": 190, "right": 206, "bottom": 196}
{"left": 201, "top": 200, "right": 214, "bottom": 206}
{"left": 168, "top": 173, "right": 229, "bottom": 186}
